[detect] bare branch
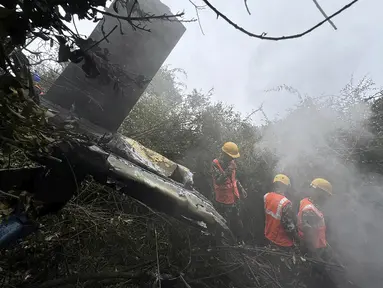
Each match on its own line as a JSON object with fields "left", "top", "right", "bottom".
{"left": 244, "top": 103, "right": 264, "bottom": 121}
{"left": 180, "top": 274, "right": 192, "bottom": 288}
{"left": 129, "top": 0, "right": 139, "bottom": 17}
{"left": 244, "top": 0, "right": 251, "bottom": 15}
{"left": 0, "top": 189, "right": 19, "bottom": 199}
{"left": 116, "top": 18, "right": 124, "bottom": 34}
{"left": 23, "top": 48, "right": 42, "bottom": 56}
{"left": 23, "top": 36, "right": 38, "bottom": 49}
{"left": 100, "top": 18, "right": 111, "bottom": 43}
{"left": 189, "top": 0, "right": 206, "bottom": 35}
{"left": 91, "top": 7, "right": 194, "bottom": 33}
{"left": 260, "top": 106, "right": 270, "bottom": 124}
{"left": 155, "top": 228, "right": 161, "bottom": 288}
{"left": 84, "top": 25, "right": 118, "bottom": 53}
{"left": 312, "top": 0, "right": 337, "bottom": 30}
{"left": 93, "top": 8, "right": 186, "bottom": 23}
{"left": 364, "top": 90, "right": 383, "bottom": 102}
{"left": 29, "top": 58, "right": 58, "bottom": 66}
{"left": 202, "top": 0, "right": 359, "bottom": 40}
{"left": 72, "top": 17, "right": 80, "bottom": 36}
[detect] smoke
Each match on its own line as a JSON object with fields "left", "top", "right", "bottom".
{"left": 255, "top": 82, "right": 383, "bottom": 287}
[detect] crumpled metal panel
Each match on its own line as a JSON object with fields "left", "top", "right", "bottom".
{"left": 42, "top": 101, "right": 194, "bottom": 187}
{"left": 41, "top": 104, "right": 224, "bottom": 230}
{"left": 85, "top": 145, "right": 228, "bottom": 230}
{"left": 106, "top": 134, "right": 194, "bottom": 187}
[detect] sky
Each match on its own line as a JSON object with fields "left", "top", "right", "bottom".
{"left": 157, "top": 0, "right": 382, "bottom": 122}
{"left": 46, "top": 0, "right": 382, "bottom": 123}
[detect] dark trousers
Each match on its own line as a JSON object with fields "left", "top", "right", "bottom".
{"left": 303, "top": 246, "right": 344, "bottom": 288}
{"left": 266, "top": 242, "right": 297, "bottom": 287}
{"left": 214, "top": 201, "right": 244, "bottom": 243}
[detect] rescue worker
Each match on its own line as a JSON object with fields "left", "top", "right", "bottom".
{"left": 297, "top": 178, "right": 332, "bottom": 259}
{"left": 264, "top": 174, "right": 298, "bottom": 249}
{"left": 211, "top": 142, "right": 247, "bottom": 242}
{"left": 263, "top": 174, "right": 299, "bottom": 287}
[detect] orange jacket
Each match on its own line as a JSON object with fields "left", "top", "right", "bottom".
{"left": 264, "top": 192, "right": 294, "bottom": 247}
{"left": 212, "top": 159, "right": 239, "bottom": 204}
{"left": 297, "top": 197, "right": 327, "bottom": 249}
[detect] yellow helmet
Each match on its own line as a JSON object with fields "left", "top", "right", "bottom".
{"left": 310, "top": 178, "right": 332, "bottom": 196}
{"left": 222, "top": 142, "right": 240, "bottom": 158}
{"left": 273, "top": 174, "right": 291, "bottom": 186}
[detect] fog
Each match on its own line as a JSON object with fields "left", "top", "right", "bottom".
{"left": 256, "top": 82, "right": 383, "bottom": 287}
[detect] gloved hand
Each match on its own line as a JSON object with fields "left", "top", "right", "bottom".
{"left": 242, "top": 188, "right": 248, "bottom": 198}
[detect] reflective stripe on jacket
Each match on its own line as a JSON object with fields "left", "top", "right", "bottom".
{"left": 264, "top": 192, "right": 294, "bottom": 247}
{"left": 212, "top": 159, "right": 239, "bottom": 204}
{"left": 297, "top": 197, "right": 327, "bottom": 249}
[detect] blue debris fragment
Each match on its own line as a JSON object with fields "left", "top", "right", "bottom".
{"left": 0, "top": 215, "right": 37, "bottom": 248}
{"left": 32, "top": 72, "right": 41, "bottom": 83}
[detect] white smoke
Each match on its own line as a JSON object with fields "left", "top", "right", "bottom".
{"left": 255, "top": 79, "right": 383, "bottom": 288}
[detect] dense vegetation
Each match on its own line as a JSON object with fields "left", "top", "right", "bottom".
{"left": 122, "top": 69, "right": 383, "bottom": 287}
{"left": 4, "top": 60, "right": 383, "bottom": 287}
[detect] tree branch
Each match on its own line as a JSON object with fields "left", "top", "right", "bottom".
{"left": 29, "top": 58, "right": 58, "bottom": 66}
{"left": 202, "top": 0, "right": 359, "bottom": 40}
{"left": 155, "top": 228, "right": 162, "bottom": 288}
{"left": 244, "top": 103, "right": 263, "bottom": 121}
{"left": 23, "top": 36, "right": 38, "bottom": 49}
{"left": 189, "top": 0, "right": 206, "bottom": 35}
{"left": 24, "top": 47, "right": 42, "bottom": 56}
{"left": 100, "top": 18, "right": 111, "bottom": 43}
{"left": 244, "top": 0, "right": 251, "bottom": 15}
{"left": 128, "top": 0, "right": 139, "bottom": 17}
{"left": 0, "top": 189, "right": 19, "bottom": 199}
{"left": 72, "top": 17, "right": 80, "bottom": 36}
{"left": 83, "top": 25, "right": 118, "bottom": 53}
{"left": 312, "top": 0, "right": 337, "bottom": 30}
{"left": 93, "top": 8, "right": 185, "bottom": 23}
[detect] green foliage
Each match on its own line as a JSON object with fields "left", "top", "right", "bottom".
{"left": 0, "top": 70, "right": 80, "bottom": 162}
{"left": 1, "top": 0, "right": 108, "bottom": 46}
{"left": 1, "top": 0, "right": 109, "bottom": 76}
{"left": 0, "top": 87, "right": 53, "bottom": 155}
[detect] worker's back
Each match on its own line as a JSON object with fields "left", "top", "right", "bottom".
{"left": 264, "top": 192, "right": 293, "bottom": 247}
